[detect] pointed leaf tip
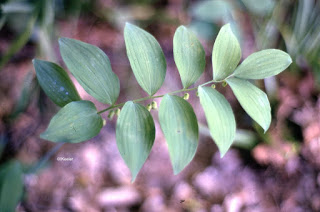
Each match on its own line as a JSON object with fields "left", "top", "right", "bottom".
{"left": 198, "top": 86, "right": 236, "bottom": 157}
{"left": 220, "top": 149, "right": 228, "bottom": 158}
{"left": 125, "top": 22, "right": 133, "bottom": 28}
{"left": 116, "top": 101, "right": 155, "bottom": 181}
{"left": 59, "top": 37, "right": 120, "bottom": 104}
{"left": 226, "top": 78, "right": 271, "bottom": 132}
{"left": 124, "top": 24, "right": 166, "bottom": 96}
{"left": 174, "top": 26, "right": 205, "bottom": 88}
{"left": 159, "top": 95, "right": 199, "bottom": 174}
{"left": 233, "top": 49, "right": 292, "bottom": 79}
{"left": 41, "top": 100, "right": 103, "bottom": 143}
{"left": 33, "top": 59, "right": 81, "bottom": 107}
{"left": 58, "top": 37, "right": 68, "bottom": 46}
{"left": 212, "top": 23, "right": 241, "bottom": 81}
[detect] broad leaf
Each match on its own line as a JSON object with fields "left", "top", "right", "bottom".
{"left": 188, "top": 21, "right": 216, "bottom": 41}
{"left": 159, "top": 95, "right": 199, "bottom": 174}
{"left": 33, "top": 59, "right": 81, "bottom": 107}
{"left": 173, "top": 26, "right": 206, "bottom": 88}
{"left": 198, "top": 86, "right": 236, "bottom": 157}
{"left": 0, "top": 160, "right": 23, "bottom": 212}
{"left": 191, "top": 0, "right": 231, "bottom": 22}
{"left": 241, "top": 0, "right": 275, "bottom": 16}
{"left": 59, "top": 38, "right": 120, "bottom": 104}
{"left": 124, "top": 23, "right": 167, "bottom": 96}
{"left": 226, "top": 77, "right": 271, "bottom": 132}
{"left": 41, "top": 100, "right": 103, "bottom": 143}
{"left": 212, "top": 23, "right": 241, "bottom": 81}
{"left": 233, "top": 49, "right": 292, "bottom": 79}
{"left": 116, "top": 101, "right": 155, "bottom": 181}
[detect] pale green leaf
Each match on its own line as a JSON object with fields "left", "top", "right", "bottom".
{"left": 116, "top": 101, "right": 155, "bottom": 181}
{"left": 198, "top": 86, "right": 236, "bottom": 157}
{"left": 233, "top": 49, "right": 292, "bottom": 79}
{"left": 191, "top": 0, "right": 231, "bottom": 22}
{"left": 0, "top": 160, "right": 23, "bottom": 212}
{"left": 33, "top": 59, "right": 81, "bottom": 107}
{"left": 233, "top": 129, "right": 257, "bottom": 150}
{"left": 212, "top": 23, "right": 241, "bottom": 81}
{"left": 188, "top": 21, "right": 216, "bottom": 41}
{"left": 159, "top": 95, "right": 199, "bottom": 174}
{"left": 173, "top": 26, "right": 206, "bottom": 88}
{"left": 241, "top": 0, "right": 275, "bottom": 16}
{"left": 40, "top": 100, "right": 103, "bottom": 143}
{"left": 59, "top": 38, "right": 120, "bottom": 104}
{"left": 226, "top": 77, "right": 271, "bottom": 132}
{"left": 1, "top": 2, "right": 33, "bottom": 13}
{"left": 124, "top": 23, "right": 167, "bottom": 96}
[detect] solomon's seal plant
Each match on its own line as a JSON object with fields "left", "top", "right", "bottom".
{"left": 33, "top": 23, "right": 292, "bottom": 181}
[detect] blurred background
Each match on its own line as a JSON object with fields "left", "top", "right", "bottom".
{"left": 0, "top": 0, "right": 320, "bottom": 211}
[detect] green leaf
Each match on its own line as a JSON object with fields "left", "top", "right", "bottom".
{"left": 116, "top": 101, "right": 155, "bottom": 182}
{"left": 190, "top": 0, "right": 232, "bottom": 22}
{"left": 188, "top": 21, "right": 217, "bottom": 41}
{"left": 226, "top": 77, "right": 271, "bottom": 132}
{"left": 173, "top": 26, "right": 206, "bottom": 88}
{"left": 10, "top": 70, "right": 37, "bottom": 119}
{"left": 241, "top": 0, "right": 275, "bottom": 16}
{"left": 0, "top": 160, "right": 23, "bottom": 212}
{"left": 33, "top": 59, "right": 81, "bottom": 107}
{"left": 124, "top": 23, "right": 167, "bottom": 96}
{"left": 1, "top": 2, "right": 34, "bottom": 14}
{"left": 59, "top": 37, "right": 120, "bottom": 105}
{"left": 198, "top": 86, "right": 236, "bottom": 157}
{"left": 0, "top": 13, "right": 36, "bottom": 69}
{"left": 233, "top": 49, "right": 292, "bottom": 79}
{"left": 159, "top": 95, "right": 199, "bottom": 174}
{"left": 0, "top": 15, "right": 7, "bottom": 31}
{"left": 233, "top": 129, "right": 257, "bottom": 150}
{"left": 40, "top": 100, "right": 103, "bottom": 143}
{"left": 212, "top": 23, "right": 241, "bottom": 81}
{"left": 0, "top": 136, "right": 6, "bottom": 159}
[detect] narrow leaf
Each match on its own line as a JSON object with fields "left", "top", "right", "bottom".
{"left": 198, "top": 86, "right": 236, "bottom": 157}
{"left": 40, "top": 100, "right": 103, "bottom": 143}
{"left": 0, "top": 13, "right": 36, "bottom": 69}
{"left": 159, "top": 95, "right": 199, "bottom": 174}
{"left": 0, "top": 160, "right": 23, "bottom": 212}
{"left": 233, "top": 49, "right": 292, "bottom": 79}
{"left": 11, "top": 70, "right": 36, "bottom": 118}
{"left": 33, "top": 59, "right": 81, "bottom": 107}
{"left": 116, "top": 101, "right": 155, "bottom": 181}
{"left": 124, "top": 23, "right": 167, "bottom": 96}
{"left": 59, "top": 38, "right": 120, "bottom": 104}
{"left": 226, "top": 77, "right": 271, "bottom": 132}
{"left": 212, "top": 23, "right": 241, "bottom": 81}
{"left": 173, "top": 26, "right": 206, "bottom": 88}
